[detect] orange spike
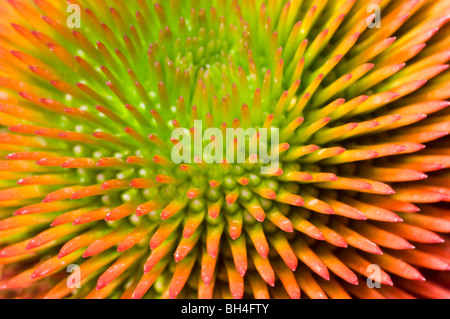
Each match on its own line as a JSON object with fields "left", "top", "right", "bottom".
{"left": 169, "top": 249, "right": 198, "bottom": 299}
{"left": 136, "top": 197, "right": 166, "bottom": 216}
{"left": 273, "top": 260, "right": 301, "bottom": 299}
{"left": 353, "top": 222, "right": 414, "bottom": 250}
{"left": 250, "top": 249, "right": 275, "bottom": 287}
{"left": 96, "top": 248, "right": 145, "bottom": 290}
{"left": 292, "top": 239, "right": 330, "bottom": 280}
{"left": 31, "top": 248, "right": 84, "bottom": 280}
{"left": 227, "top": 235, "right": 248, "bottom": 277}
{"left": 310, "top": 218, "right": 347, "bottom": 248}
{"left": 161, "top": 199, "right": 187, "bottom": 220}
{"left": 330, "top": 221, "right": 383, "bottom": 255}
{"left": 315, "top": 245, "right": 358, "bottom": 285}
{"left": 367, "top": 253, "right": 425, "bottom": 281}
{"left": 269, "top": 233, "right": 298, "bottom": 271}
{"left": 380, "top": 222, "right": 444, "bottom": 244}
{"left": 133, "top": 258, "right": 169, "bottom": 299}
{"left": 144, "top": 236, "right": 177, "bottom": 274}
{"left": 224, "top": 259, "right": 244, "bottom": 300}
{"left": 295, "top": 265, "right": 328, "bottom": 299}
{"left": 149, "top": 216, "right": 183, "bottom": 249}
{"left": 71, "top": 184, "right": 108, "bottom": 200}
{"left": 83, "top": 224, "right": 132, "bottom": 258}
{"left": 206, "top": 223, "right": 224, "bottom": 259}
{"left": 224, "top": 212, "right": 243, "bottom": 240}
{"left": 342, "top": 197, "right": 402, "bottom": 222}
{"left": 246, "top": 223, "right": 269, "bottom": 258}
{"left": 43, "top": 186, "right": 83, "bottom": 203}
{"left": 58, "top": 226, "right": 109, "bottom": 259}
{"left": 174, "top": 229, "right": 201, "bottom": 262}
{"left": 201, "top": 248, "right": 217, "bottom": 287}
{"left": 266, "top": 209, "right": 293, "bottom": 233}
{"left": 51, "top": 207, "right": 98, "bottom": 226}
{"left": 117, "top": 220, "right": 155, "bottom": 253}
{"left": 290, "top": 212, "right": 324, "bottom": 240}
{"left": 339, "top": 249, "right": 393, "bottom": 286}
{"left": 73, "top": 207, "right": 110, "bottom": 225}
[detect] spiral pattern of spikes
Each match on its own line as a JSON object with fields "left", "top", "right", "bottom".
{"left": 0, "top": 0, "right": 450, "bottom": 299}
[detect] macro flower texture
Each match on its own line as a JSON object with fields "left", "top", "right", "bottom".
{"left": 0, "top": 0, "right": 449, "bottom": 300}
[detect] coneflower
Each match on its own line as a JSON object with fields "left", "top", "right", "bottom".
{"left": 0, "top": 0, "right": 449, "bottom": 299}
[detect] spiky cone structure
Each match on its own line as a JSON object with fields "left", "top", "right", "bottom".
{"left": 0, "top": 0, "right": 450, "bottom": 300}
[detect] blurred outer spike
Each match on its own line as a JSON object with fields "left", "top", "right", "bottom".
{"left": 360, "top": 194, "right": 419, "bottom": 213}
{"left": 0, "top": 185, "right": 50, "bottom": 201}
{"left": 1, "top": 268, "right": 38, "bottom": 290}
{"left": 394, "top": 249, "right": 450, "bottom": 271}
{"left": 378, "top": 285, "right": 415, "bottom": 299}
{"left": 0, "top": 213, "right": 57, "bottom": 232}
{"left": 14, "top": 200, "right": 83, "bottom": 216}
{"left": 380, "top": 222, "right": 444, "bottom": 244}
{"left": 345, "top": 282, "right": 386, "bottom": 299}
{"left": 399, "top": 212, "right": 450, "bottom": 233}
{"left": 395, "top": 278, "right": 450, "bottom": 299}
{"left": 318, "top": 276, "right": 351, "bottom": 299}
{"left": 392, "top": 187, "right": 448, "bottom": 203}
